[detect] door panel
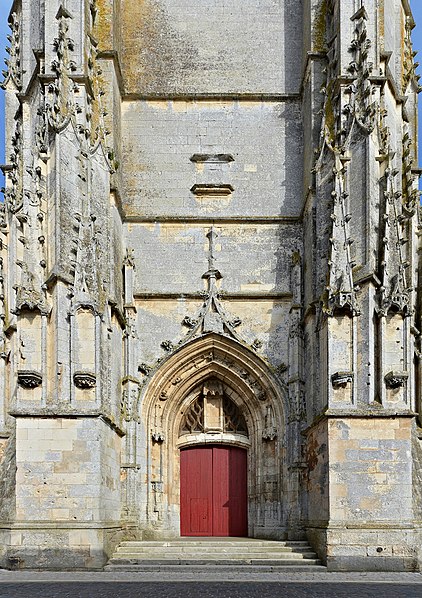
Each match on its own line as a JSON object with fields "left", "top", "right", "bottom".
{"left": 180, "top": 446, "right": 213, "bottom": 536}
{"left": 180, "top": 445, "right": 247, "bottom": 537}
{"left": 227, "top": 446, "right": 248, "bottom": 536}
{"left": 212, "top": 446, "right": 229, "bottom": 536}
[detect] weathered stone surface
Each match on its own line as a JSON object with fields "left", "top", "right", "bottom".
{"left": 0, "top": 0, "right": 420, "bottom": 573}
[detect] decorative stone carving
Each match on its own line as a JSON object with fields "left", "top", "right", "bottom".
{"left": 182, "top": 315, "right": 198, "bottom": 329}
{"left": 152, "top": 432, "right": 165, "bottom": 443}
{"left": 289, "top": 320, "right": 303, "bottom": 340}
{"left": 17, "top": 370, "right": 42, "bottom": 389}
{"left": 401, "top": 129, "right": 421, "bottom": 218}
{"left": 161, "top": 340, "right": 175, "bottom": 352}
{"left": 123, "top": 248, "right": 135, "bottom": 268}
{"left": 42, "top": 2, "right": 116, "bottom": 172}
{"left": 179, "top": 386, "right": 248, "bottom": 437}
{"left": 138, "top": 363, "right": 152, "bottom": 376}
{"left": 251, "top": 339, "right": 263, "bottom": 351}
{"left": 46, "top": 6, "right": 76, "bottom": 132}
{"left": 0, "top": 204, "right": 6, "bottom": 232}
{"left": 71, "top": 213, "right": 107, "bottom": 312}
{"left": 331, "top": 371, "right": 354, "bottom": 388}
{"left": 178, "top": 227, "right": 244, "bottom": 344}
{"left": 0, "top": 256, "right": 5, "bottom": 327}
{"left": 262, "top": 405, "right": 277, "bottom": 441}
{"left": 3, "top": 119, "right": 24, "bottom": 214}
{"left": 403, "top": 16, "right": 421, "bottom": 94}
{"left": 1, "top": 12, "right": 22, "bottom": 90}
{"left": 230, "top": 316, "right": 242, "bottom": 328}
{"left": 203, "top": 379, "right": 224, "bottom": 397}
{"left": 378, "top": 167, "right": 412, "bottom": 316}
{"left": 324, "top": 160, "right": 359, "bottom": 316}
{"left": 14, "top": 261, "right": 50, "bottom": 315}
{"left": 73, "top": 371, "right": 96, "bottom": 389}
{"left": 347, "top": 7, "right": 376, "bottom": 133}
{"left": 384, "top": 371, "right": 408, "bottom": 389}
{"left": 121, "top": 387, "right": 140, "bottom": 422}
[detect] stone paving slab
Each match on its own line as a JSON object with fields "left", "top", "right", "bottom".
{"left": 1, "top": 581, "right": 422, "bottom": 598}
{"left": 0, "top": 570, "right": 421, "bottom": 582}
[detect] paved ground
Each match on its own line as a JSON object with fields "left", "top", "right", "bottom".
{"left": 1, "top": 580, "right": 422, "bottom": 598}
{"left": 1, "top": 571, "right": 422, "bottom": 597}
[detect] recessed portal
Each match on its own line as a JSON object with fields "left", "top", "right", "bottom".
{"left": 180, "top": 445, "right": 248, "bottom": 537}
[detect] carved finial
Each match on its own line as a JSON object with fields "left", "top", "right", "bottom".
{"left": 123, "top": 248, "right": 135, "bottom": 268}
{"left": 202, "top": 226, "right": 222, "bottom": 288}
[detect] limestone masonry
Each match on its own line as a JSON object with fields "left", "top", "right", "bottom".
{"left": 0, "top": 0, "right": 421, "bottom": 572}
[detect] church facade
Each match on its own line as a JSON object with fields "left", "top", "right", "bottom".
{"left": 0, "top": 0, "right": 421, "bottom": 571}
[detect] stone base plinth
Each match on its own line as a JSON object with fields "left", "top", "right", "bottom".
{"left": 0, "top": 525, "right": 123, "bottom": 570}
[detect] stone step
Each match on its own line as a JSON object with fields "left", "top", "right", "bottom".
{"left": 119, "top": 540, "right": 310, "bottom": 547}
{"left": 104, "top": 564, "right": 326, "bottom": 573}
{"left": 114, "top": 545, "right": 315, "bottom": 554}
{"left": 106, "top": 539, "right": 325, "bottom": 571}
{"left": 112, "top": 552, "right": 318, "bottom": 560}
{"left": 107, "top": 558, "right": 323, "bottom": 567}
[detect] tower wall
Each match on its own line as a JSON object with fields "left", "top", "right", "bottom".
{"left": 0, "top": 0, "right": 420, "bottom": 571}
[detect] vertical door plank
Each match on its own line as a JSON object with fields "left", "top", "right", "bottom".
{"left": 180, "top": 446, "right": 213, "bottom": 536}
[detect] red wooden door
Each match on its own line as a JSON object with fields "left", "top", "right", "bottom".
{"left": 180, "top": 445, "right": 247, "bottom": 537}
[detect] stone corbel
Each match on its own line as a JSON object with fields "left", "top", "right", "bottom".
{"left": 152, "top": 431, "right": 165, "bottom": 443}
{"left": 384, "top": 371, "right": 408, "bottom": 389}
{"left": 73, "top": 371, "right": 96, "bottom": 389}
{"left": 331, "top": 371, "right": 354, "bottom": 388}
{"left": 262, "top": 427, "right": 277, "bottom": 441}
{"left": 17, "top": 370, "right": 42, "bottom": 388}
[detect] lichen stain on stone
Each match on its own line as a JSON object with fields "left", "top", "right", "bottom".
{"left": 95, "top": 0, "right": 113, "bottom": 51}
{"left": 312, "top": 0, "right": 327, "bottom": 53}
{"left": 324, "top": 80, "right": 336, "bottom": 144}
{"left": 120, "top": 0, "right": 204, "bottom": 94}
{"left": 379, "top": 0, "right": 385, "bottom": 41}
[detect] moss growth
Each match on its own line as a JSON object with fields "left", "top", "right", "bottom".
{"left": 324, "top": 80, "right": 336, "bottom": 144}
{"left": 313, "top": 0, "right": 327, "bottom": 53}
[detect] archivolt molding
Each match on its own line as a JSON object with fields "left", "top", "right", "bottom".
{"left": 140, "top": 333, "right": 287, "bottom": 531}
{"left": 142, "top": 333, "right": 287, "bottom": 443}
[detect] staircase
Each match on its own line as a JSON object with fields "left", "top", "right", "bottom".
{"left": 105, "top": 538, "right": 325, "bottom": 571}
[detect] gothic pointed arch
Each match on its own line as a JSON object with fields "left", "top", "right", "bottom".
{"left": 139, "top": 332, "right": 288, "bottom": 538}
{"left": 141, "top": 332, "right": 287, "bottom": 441}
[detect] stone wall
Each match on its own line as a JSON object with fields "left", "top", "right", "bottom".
{"left": 120, "top": 0, "right": 303, "bottom": 95}
{"left": 327, "top": 417, "right": 417, "bottom": 571}
{"left": 121, "top": 100, "right": 303, "bottom": 218}
{"left": 5, "top": 417, "right": 122, "bottom": 569}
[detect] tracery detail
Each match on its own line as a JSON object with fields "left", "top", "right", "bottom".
{"left": 180, "top": 393, "right": 248, "bottom": 437}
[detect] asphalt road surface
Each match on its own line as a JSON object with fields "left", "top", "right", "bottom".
{"left": 1, "top": 582, "right": 422, "bottom": 598}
